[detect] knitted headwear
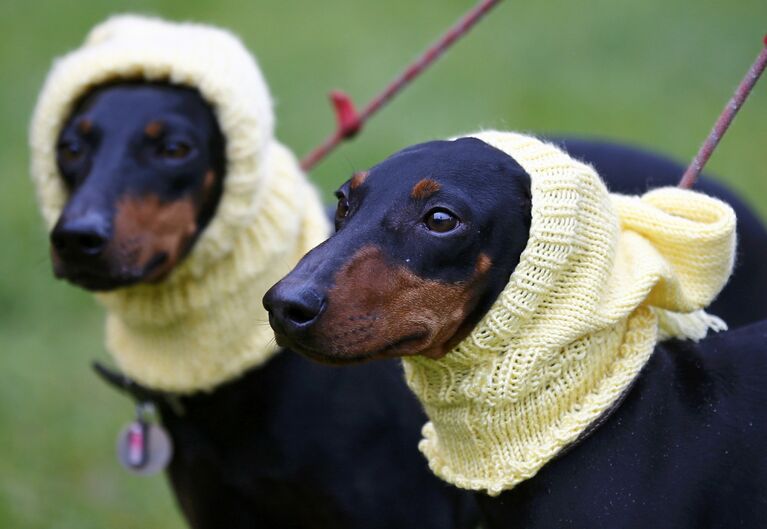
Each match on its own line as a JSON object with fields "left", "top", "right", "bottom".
{"left": 402, "top": 131, "right": 736, "bottom": 495}
{"left": 29, "top": 15, "right": 330, "bottom": 392}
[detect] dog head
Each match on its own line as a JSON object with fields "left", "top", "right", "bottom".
{"left": 264, "top": 137, "right": 532, "bottom": 362}
{"left": 49, "top": 82, "right": 225, "bottom": 290}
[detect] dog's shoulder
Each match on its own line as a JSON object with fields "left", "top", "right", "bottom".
{"left": 485, "top": 321, "right": 767, "bottom": 528}
{"left": 654, "top": 319, "right": 767, "bottom": 423}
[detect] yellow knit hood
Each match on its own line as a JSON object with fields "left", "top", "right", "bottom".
{"left": 402, "top": 131, "right": 736, "bottom": 495}
{"left": 29, "top": 15, "right": 330, "bottom": 393}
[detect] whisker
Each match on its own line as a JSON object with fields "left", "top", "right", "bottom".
{"left": 341, "top": 153, "right": 357, "bottom": 175}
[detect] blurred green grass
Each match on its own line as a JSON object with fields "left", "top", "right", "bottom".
{"left": 0, "top": 0, "right": 765, "bottom": 527}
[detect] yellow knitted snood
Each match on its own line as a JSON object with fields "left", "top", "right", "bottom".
{"left": 402, "top": 131, "right": 736, "bottom": 495}
{"left": 29, "top": 15, "right": 330, "bottom": 393}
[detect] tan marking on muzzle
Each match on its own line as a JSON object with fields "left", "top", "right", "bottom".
{"left": 112, "top": 194, "right": 198, "bottom": 281}
{"left": 315, "top": 246, "right": 491, "bottom": 360}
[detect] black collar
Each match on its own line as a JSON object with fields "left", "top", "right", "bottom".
{"left": 92, "top": 361, "right": 186, "bottom": 415}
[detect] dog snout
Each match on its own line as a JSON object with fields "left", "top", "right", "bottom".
{"left": 51, "top": 211, "right": 111, "bottom": 260}
{"left": 264, "top": 281, "right": 326, "bottom": 334}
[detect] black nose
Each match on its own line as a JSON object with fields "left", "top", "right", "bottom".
{"left": 264, "top": 282, "right": 326, "bottom": 333}
{"left": 51, "top": 213, "right": 110, "bottom": 259}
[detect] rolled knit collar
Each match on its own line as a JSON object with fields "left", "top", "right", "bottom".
{"left": 403, "top": 131, "right": 736, "bottom": 495}
{"left": 29, "top": 15, "right": 331, "bottom": 392}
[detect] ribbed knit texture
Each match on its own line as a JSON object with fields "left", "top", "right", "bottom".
{"left": 29, "top": 15, "right": 330, "bottom": 392}
{"left": 402, "top": 131, "right": 736, "bottom": 495}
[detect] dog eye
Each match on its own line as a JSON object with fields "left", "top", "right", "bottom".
{"left": 159, "top": 141, "right": 191, "bottom": 160}
{"left": 424, "top": 208, "right": 459, "bottom": 233}
{"left": 58, "top": 140, "right": 85, "bottom": 163}
{"left": 335, "top": 195, "right": 350, "bottom": 222}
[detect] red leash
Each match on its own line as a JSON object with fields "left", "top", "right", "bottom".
{"left": 679, "top": 35, "right": 767, "bottom": 189}
{"left": 300, "top": 0, "right": 503, "bottom": 171}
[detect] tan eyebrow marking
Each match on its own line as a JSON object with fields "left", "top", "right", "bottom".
{"left": 144, "top": 120, "right": 165, "bottom": 139}
{"left": 77, "top": 119, "right": 92, "bottom": 134}
{"left": 410, "top": 178, "right": 441, "bottom": 200}
{"left": 350, "top": 171, "right": 369, "bottom": 190}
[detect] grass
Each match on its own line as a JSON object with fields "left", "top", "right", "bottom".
{"left": 0, "top": 0, "right": 765, "bottom": 526}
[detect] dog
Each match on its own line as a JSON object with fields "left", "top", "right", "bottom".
{"left": 43, "top": 82, "right": 480, "bottom": 529}
{"left": 264, "top": 134, "right": 767, "bottom": 528}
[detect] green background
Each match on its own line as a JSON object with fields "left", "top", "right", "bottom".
{"left": 1, "top": 0, "right": 765, "bottom": 527}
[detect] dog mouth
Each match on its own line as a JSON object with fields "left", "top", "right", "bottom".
{"left": 61, "top": 269, "right": 142, "bottom": 291}
{"left": 141, "top": 252, "right": 171, "bottom": 282}
{"left": 274, "top": 328, "right": 430, "bottom": 364}
{"left": 54, "top": 252, "right": 169, "bottom": 291}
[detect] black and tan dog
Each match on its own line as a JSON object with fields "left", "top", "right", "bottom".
{"left": 265, "top": 136, "right": 767, "bottom": 528}
{"left": 47, "top": 82, "right": 480, "bottom": 529}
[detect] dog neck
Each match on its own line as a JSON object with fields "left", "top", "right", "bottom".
{"left": 401, "top": 131, "right": 736, "bottom": 496}
{"left": 95, "top": 142, "right": 330, "bottom": 394}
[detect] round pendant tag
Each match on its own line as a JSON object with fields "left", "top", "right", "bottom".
{"left": 117, "top": 422, "right": 173, "bottom": 475}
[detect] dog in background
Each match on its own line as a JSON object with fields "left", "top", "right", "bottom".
{"left": 30, "top": 16, "right": 479, "bottom": 529}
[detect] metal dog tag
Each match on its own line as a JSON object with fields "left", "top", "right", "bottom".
{"left": 117, "top": 402, "right": 172, "bottom": 475}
